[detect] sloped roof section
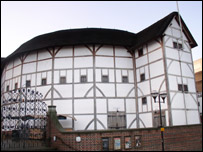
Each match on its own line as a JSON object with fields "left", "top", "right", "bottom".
{"left": 132, "top": 12, "right": 197, "bottom": 49}
{"left": 2, "top": 12, "right": 197, "bottom": 66}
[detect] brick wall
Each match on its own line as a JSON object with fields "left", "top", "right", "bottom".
{"left": 46, "top": 106, "right": 202, "bottom": 151}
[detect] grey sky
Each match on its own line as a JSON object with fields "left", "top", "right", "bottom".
{"left": 1, "top": 1, "right": 202, "bottom": 61}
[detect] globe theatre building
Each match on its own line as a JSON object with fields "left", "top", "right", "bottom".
{"left": 1, "top": 12, "right": 201, "bottom": 131}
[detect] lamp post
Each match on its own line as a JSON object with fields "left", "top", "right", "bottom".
{"left": 151, "top": 91, "right": 167, "bottom": 151}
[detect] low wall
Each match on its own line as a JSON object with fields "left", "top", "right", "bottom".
{"left": 46, "top": 106, "right": 202, "bottom": 151}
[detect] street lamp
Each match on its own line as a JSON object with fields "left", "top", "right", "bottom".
{"left": 151, "top": 91, "right": 167, "bottom": 151}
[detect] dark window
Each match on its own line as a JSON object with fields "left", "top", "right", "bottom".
{"left": 178, "top": 84, "right": 183, "bottom": 91}
{"left": 15, "top": 83, "right": 18, "bottom": 90}
{"left": 81, "top": 75, "right": 87, "bottom": 83}
{"left": 26, "top": 80, "right": 31, "bottom": 87}
{"left": 140, "top": 73, "right": 145, "bottom": 82}
{"left": 60, "top": 77, "right": 66, "bottom": 84}
{"left": 122, "top": 76, "right": 128, "bottom": 83}
{"left": 183, "top": 84, "right": 188, "bottom": 92}
{"left": 142, "top": 97, "right": 147, "bottom": 105}
{"left": 138, "top": 48, "right": 143, "bottom": 57}
{"left": 6, "top": 85, "right": 9, "bottom": 92}
{"left": 173, "top": 42, "right": 183, "bottom": 49}
{"left": 41, "top": 78, "right": 47, "bottom": 85}
{"left": 108, "top": 111, "right": 126, "bottom": 129}
{"left": 102, "top": 75, "right": 109, "bottom": 83}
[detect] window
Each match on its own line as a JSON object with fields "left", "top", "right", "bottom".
{"left": 122, "top": 76, "right": 128, "bottom": 83}
{"left": 178, "top": 84, "right": 183, "bottom": 91}
{"left": 15, "top": 83, "right": 18, "bottom": 90}
{"left": 173, "top": 42, "right": 183, "bottom": 49}
{"left": 142, "top": 97, "right": 147, "bottom": 105}
{"left": 108, "top": 111, "right": 126, "bottom": 129}
{"left": 183, "top": 84, "right": 188, "bottom": 92}
{"left": 102, "top": 138, "right": 109, "bottom": 151}
{"left": 178, "top": 84, "right": 189, "bottom": 92}
{"left": 41, "top": 78, "right": 47, "bottom": 85}
{"left": 102, "top": 75, "right": 109, "bottom": 83}
{"left": 6, "top": 85, "right": 9, "bottom": 92}
{"left": 60, "top": 77, "right": 66, "bottom": 84}
{"left": 140, "top": 73, "right": 145, "bottom": 82}
{"left": 81, "top": 75, "right": 87, "bottom": 83}
{"left": 26, "top": 80, "right": 31, "bottom": 87}
{"left": 138, "top": 48, "right": 143, "bottom": 57}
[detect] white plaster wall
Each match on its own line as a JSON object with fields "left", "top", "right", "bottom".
{"left": 96, "top": 99, "right": 107, "bottom": 113}
{"left": 37, "top": 60, "right": 52, "bottom": 72}
{"left": 187, "top": 110, "right": 200, "bottom": 124}
{"left": 115, "top": 58, "right": 133, "bottom": 68}
{"left": 126, "top": 99, "right": 136, "bottom": 113}
{"left": 74, "top": 115, "right": 94, "bottom": 130}
{"left": 54, "top": 85, "right": 72, "bottom": 98}
{"left": 185, "top": 94, "right": 198, "bottom": 109}
{"left": 96, "top": 57, "right": 114, "bottom": 68}
{"left": 170, "top": 93, "right": 185, "bottom": 109}
{"left": 54, "top": 58, "right": 72, "bottom": 69}
{"left": 172, "top": 110, "right": 186, "bottom": 126}
{"left": 127, "top": 114, "right": 137, "bottom": 128}
{"left": 108, "top": 99, "right": 125, "bottom": 111}
{"left": 117, "top": 84, "right": 134, "bottom": 97}
{"left": 13, "top": 66, "right": 21, "bottom": 77}
{"left": 97, "top": 84, "right": 115, "bottom": 97}
{"left": 74, "top": 84, "right": 93, "bottom": 97}
{"left": 148, "top": 48, "right": 163, "bottom": 63}
{"left": 38, "top": 50, "right": 52, "bottom": 60}
{"left": 115, "top": 46, "right": 131, "bottom": 57}
{"left": 148, "top": 40, "right": 161, "bottom": 52}
{"left": 167, "top": 60, "right": 181, "bottom": 76}
{"left": 54, "top": 100, "right": 72, "bottom": 114}
{"left": 96, "top": 45, "right": 113, "bottom": 56}
{"left": 75, "top": 57, "right": 93, "bottom": 68}
{"left": 97, "top": 115, "right": 107, "bottom": 129}
{"left": 139, "top": 113, "right": 153, "bottom": 128}
{"left": 181, "top": 63, "right": 194, "bottom": 77}
{"left": 24, "top": 53, "right": 37, "bottom": 63}
{"left": 74, "top": 46, "right": 92, "bottom": 56}
{"left": 149, "top": 60, "right": 164, "bottom": 78}
{"left": 137, "top": 81, "right": 150, "bottom": 96}
{"left": 55, "top": 46, "right": 73, "bottom": 57}
{"left": 74, "top": 99, "right": 94, "bottom": 114}
{"left": 136, "top": 55, "right": 148, "bottom": 68}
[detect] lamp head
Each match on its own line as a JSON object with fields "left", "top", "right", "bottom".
{"left": 151, "top": 91, "right": 158, "bottom": 102}
{"left": 160, "top": 92, "right": 167, "bottom": 102}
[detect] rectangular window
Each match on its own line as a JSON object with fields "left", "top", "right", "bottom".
{"left": 138, "top": 48, "right": 143, "bottom": 57}
{"left": 183, "top": 84, "right": 188, "bottom": 92}
{"left": 15, "top": 83, "right": 18, "bottom": 90}
{"left": 178, "top": 84, "right": 183, "bottom": 91}
{"left": 122, "top": 76, "right": 128, "bottom": 83}
{"left": 26, "top": 80, "right": 31, "bottom": 87}
{"left": 173, "top": 42, "right": 183, "bottom": 49}
{"left": 108, "top": 111, "right": 126, "bottom": 129}
{"left": 81, "top": 75, "right": 87, "bottom": 83}
{"left": 102, "top": 75, "right": 109, "bottom": 83}
{"left": 41, "top": 78, "right": 47, "bottom": 86}
{"left": 142, "top": 97, "right": 147, "bottom": 105}
{"left": 140, "top": 73, "right": 145, "bottom": 82}
{"left": 60, "top": 77, "right": 66, "bottom": 84}
{"left": 6, "top": 85, "right": 9, "bottom": 92}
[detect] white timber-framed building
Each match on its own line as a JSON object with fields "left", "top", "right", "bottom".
{"left": 1, "top": 12, "right": 201, "bottom": 131}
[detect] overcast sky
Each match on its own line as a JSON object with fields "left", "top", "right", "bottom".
{"left": 1, "top": 1, "right": 202, "bottom": 61}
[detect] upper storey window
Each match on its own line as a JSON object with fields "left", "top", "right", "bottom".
{"left": 138, "top": 48, "right": 143, "bottom": 57}
{"left": 173, "top": 42, "right": 183, "bottom": 50}
{"left": 41, "top": 78, "right": 47, "bottom": 86}
{"left": 26, "top": 80, "right": 31, "bottom": 87}
{"left": 102, "top": 75, "right": 109, "bottom": 83}
{"left": 81, "top": 75, "right": 87, "bottom": 83}
{"left": 60, "top": 77, "right": 66, "bottom": 84}
{"left": 122, "top": 76, "right": 128, "bottom": 83}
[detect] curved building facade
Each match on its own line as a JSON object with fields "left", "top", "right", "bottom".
{"left": 1, "top": 12, "right": 200, "bottom": 131}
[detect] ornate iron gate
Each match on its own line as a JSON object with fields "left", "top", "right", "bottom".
{"left": 1, "top": 88, "right": 47, "bottom": 151}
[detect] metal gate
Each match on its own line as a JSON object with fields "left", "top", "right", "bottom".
{"left": 1, "top": 88, "right": 47, "bottom": 151}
